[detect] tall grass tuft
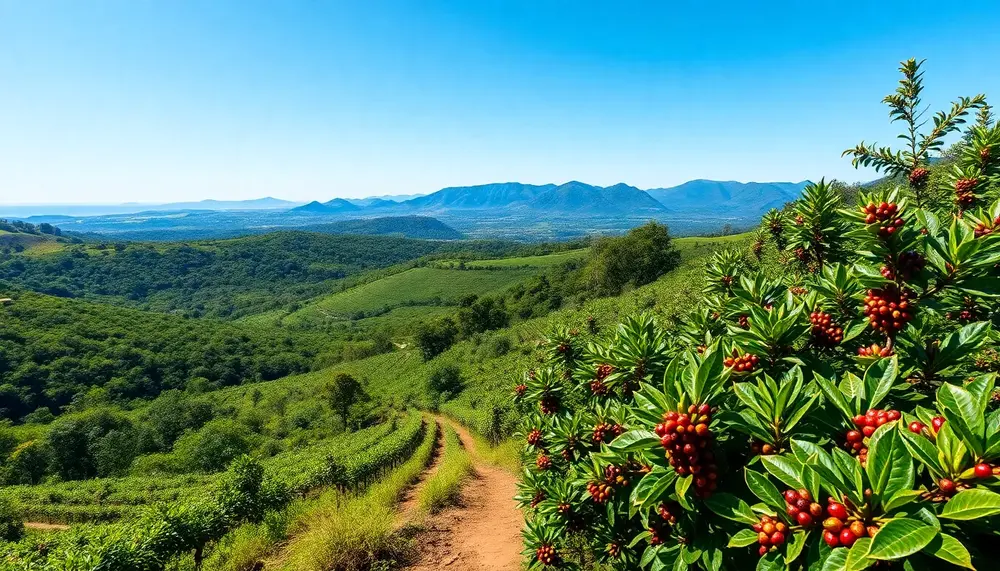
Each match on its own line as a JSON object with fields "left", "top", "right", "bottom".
{"left": 416, "top": 425, "right": 473, "bottom": 514}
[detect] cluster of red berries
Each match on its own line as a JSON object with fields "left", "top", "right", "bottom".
{"left": 724, "top": 351, "right": 760, "bottom": 373}
{"left": 592, "top": 422, "right": 623, "bottom": 443}
{"left": 536, "top": 454, "right": 552, "bottom": 471}
{"left": 789, "top": 286, "right": 808, "bottom": 296}
{"left": 657, "top": 502, "right": 679, "bottom": 524}
{"left": 750, "top": 440, "right": 777, "bottom": 455}
{"left": 857, "top": 343, "right": 893, "bottom": 358}
{"left": 809, "top": 310, "right": 843, "bottom": 347}
{"left": 908, "top": 167, "right": 930, "bottom": 189}
{"left": 539, "top": 394, "right": 559, "bottom": 415}
{"left": 514, "top": 383, "right": 527, "bottom": 398}
{"left": 587, "top": 480, "right": 613, "bottom": 503}
{"left": 526, "top": 428, "right": 542, "bottom": 446}
{"left": 784, "top": 489, "right": 823, "bottom": 528}
{"left": 861, "top": 201, "right": 904, "bottom": 236}
{"left": 738, "top": 314, "right": 750, "bottom": 328}
{"left": 530, "top": 491, "right": 545, "bottom": 509}
{"left": 946, "top": 298, "right": 981, "bottom": 323}
{"left": 955, "top": 178, "right": 979, "bottom": 208}
{"left": 590, "top": 364, "right": 615, "bottom": 395}
{"left": 863, "top": 287, "right": 914, "bottom": 334}
{"left": 821, "top": 500, "right": 874, "bottom": 548}
{"left": 654, "top": 405, "right": 718, "bottom": 498}
{"left": 535, "top": 544, "right": 559, "bottom": 566}
{"left": 752, "top": 515, "right": 788, "bottom": 556}
{"left": 881, "top": 250, "right": 926, "bottom": 281}
{"left": 844, "top": 409, "right": 900, "bottom": 464}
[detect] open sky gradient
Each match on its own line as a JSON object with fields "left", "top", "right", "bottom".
{"left": 2, "top": 1, "right": 999, "bottom": 204}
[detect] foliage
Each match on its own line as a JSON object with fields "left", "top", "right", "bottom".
{"left": 324, "top": 373, "right": 370, "bottom": 429}
{"left": 0, "top": 498, "right": 23, "bottom": 543}
{"left": 516, "top": 62, "right": 1000, "bottom": 571}
{"left": 584, "top": 222, "right": 682, "bottom": 296}
{"left": 415, "top": 317, "right": 459, "bottom": 361}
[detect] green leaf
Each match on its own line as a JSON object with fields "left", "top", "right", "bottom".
{"left": 921, "top": 532, "right": 974, "bottom": 569}
{"left": 746, "top": 468, "right": 785, "bottom": 510}
{"left": 610, "top": 430, "right": 661, "bottom": 452}
{"left": 899, "top": 424, "right": 943, "bottom": 479}
{"left": 814, "top": 373, "right": 853, "bottom": 421}
{"left": 940, "top": 488, "right": 1000, "bottom": 520}
{"left": 757, "top": 550, "right": 783, "bottom": 571}
{"left": 785, "top": 529, "right": 808, "bottom": 564}
{"left": 845, "top": 537, "right": 873, "bottom": 571}
{"left": 761, "top": 455, "right": 806, "bottom": 491}
{"left": 937, "top": 383, "right": 985, "bottom": 457}
{"left": 864, "top": 357, "right": 897, "bottom": 411}
{"left": 704, "top": 492, "right": 758, "bottom": 524}
{"left": 676, "top": 474, "right": 693, "bottom": 510}
{"left": 867, "top": 518, "right": 938, "bottom": 560}
{"left": 728, "top": 528, "right": 759, "bottom": 548}
{"left": 882, "top": 489, "right": 922, "bottom": 513}
{"left": 865, "top": 423, "right": 913, "bottom": 502}
{"left": 821, "top": 547, "right": 849, "bottom": 571}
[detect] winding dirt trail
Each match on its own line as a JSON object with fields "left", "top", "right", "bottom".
{"left": 404, "top": 417, "right": 522, "bottom": 571}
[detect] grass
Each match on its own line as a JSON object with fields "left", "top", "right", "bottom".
{"left": 274, "top": 419, "right": 439, "bottom": 571}
{"left": 284, "top": 266, "right": 536, "bottom": 324}
{"left": 416, "top": 424, "right": 473, "bottom": 514}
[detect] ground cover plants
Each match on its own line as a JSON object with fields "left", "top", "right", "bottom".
{"left": 515, "top": 60, "right": 1000, "bottom": 570}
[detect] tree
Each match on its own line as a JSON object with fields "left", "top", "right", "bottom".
{"left": 427, "top": 364, "right": 463, "bottom": 400}
{"left": 583, "top": 221, "right": 681, "bottom": 295}
{"left": 415, "top": 317, "right": 458, "bottom": 360}
{"left": 324, "top": 373, "right": 369, "bottom": 429}
{"left": 0, "top": 497, "right": 24, "bottom": 542}
{"left": 456, "top": 295, "right": 509, "bottom": 337}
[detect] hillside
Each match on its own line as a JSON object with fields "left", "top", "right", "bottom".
{"left": 289, "top": 198, "right": 361, "bottom": 214}
{"left": 299, "top": 215, "right": 463, "bottom": 240}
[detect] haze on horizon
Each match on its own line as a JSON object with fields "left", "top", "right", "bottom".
{"left": 2, "top": 1, "right": 999, "bottom": 205}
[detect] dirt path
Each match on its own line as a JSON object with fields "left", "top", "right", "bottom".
{"left": 405, "top": 417, "right": 522, "bottom": 571}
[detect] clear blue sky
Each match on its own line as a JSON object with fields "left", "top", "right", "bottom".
{"left": 2, "top": 1, "right": 998, "bottom": 204}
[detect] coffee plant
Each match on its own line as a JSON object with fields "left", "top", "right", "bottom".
{"left": 517, "top": 60, "right": 1000, "bottom": 570}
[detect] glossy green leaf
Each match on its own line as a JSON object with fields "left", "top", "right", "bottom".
{"left": 921, "top": 532, "right": 974, "bottom": 569}
{"left": 867, "top": 518, "right": 938, "bottom": 560}
{"left": 704, "top": 492, "right": 757, "bottom": 524}
{"left": 940, "top": 488, "right": 1000, "bottom": 520}
{"left": 728, "top": 528, "right": 759, "bottom": 548}
{"left": 746, "top": 468, "right": 785, "bottom": 509}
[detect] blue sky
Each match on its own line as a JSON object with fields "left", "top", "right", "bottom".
{"left": 1, "top": 1, "right": 999, "bottom": 204}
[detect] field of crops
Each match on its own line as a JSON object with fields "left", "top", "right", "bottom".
{"left": 0, "top": 414, "right": 422, "bottom": 525}
{"left": 283, "top": 266, "right": 537, "bottom": 325}
{"left": 433, "top": 248, "right": 589, "bottom": 269}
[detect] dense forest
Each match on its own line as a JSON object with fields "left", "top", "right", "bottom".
{"left": 0, "top": 292, "right": 336, "bottom": 422}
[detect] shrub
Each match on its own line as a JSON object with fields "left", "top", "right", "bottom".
{"left": 516, "top": 60, "right": 1000, "bottom": 571}
{"left": 428, "top": 364, "right": 464, "bottom": 400}
{"left": 583, "top": 221, "right": 681, "bottom": 296}
{"left": 0, "top": 497, "right": 24, "bottom": 542}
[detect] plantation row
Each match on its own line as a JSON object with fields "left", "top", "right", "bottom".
{"left": 515, "top": 62, "right": 1000, "bottom": 571}
{"left": 0, "top": 417, "right": 404, "bottom": 524}
{"left": 1, "top": 412, "right": 427, "bottom": 569}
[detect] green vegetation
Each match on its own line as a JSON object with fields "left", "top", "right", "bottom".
{"left": 417, "top": 424, "right": 473, "bottom": 514}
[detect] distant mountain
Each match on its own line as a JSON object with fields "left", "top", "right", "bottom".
{"left": 400, "top": 181, "right": 667, "bottom": 214}
{"left": 645, "top": 180, "right": 809, "bottom": 217}
{"left": 345, "top": 197, "right": 398, "bottom": 208}
{"left": 345, "top": 194, "right": 426, "bottom": 206}
{"left": 298, "top": 216, "right": 462, "bottom": 240}
{"left": 289, "top": 199, "right": 362, "bottom": 214}
{"left": 0, "top": 197, "right": 300, "bottom": 218}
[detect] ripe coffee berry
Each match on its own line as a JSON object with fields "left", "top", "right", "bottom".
{"left": 857, "top": 343, "right": 893, "bottom": 358}
{"left": 750, "top": 440, "right": 776, "bottom": 455}
{"left": 863, "top": 287, "right": 914, "bottom": 335}
{"left": 955, "top": 178, "right": 978, "bottom": 208}
{"left": 535, "top": 544, "right": 559, "bottom": 566}
{"left": 783, "top": 489, "right": 822, "bottom": 527}
{"left": 752, "top": 515, "right": 788, "bottom": 556}
{"left": 536, "top": 454, "right": 552, "bottom": 471}
{"left": 938, "top": 478, "right": 957, "bottom": 495}
{"left": 539, "top": 395, "right": 559, "bottom": 415}
{"left": 595, "top": 363, "right": 614, "bottom": 381}
{"left": 514, "top": 383, "right": 527, "bottom": 398}
{"left": 526, "top": 428, "right": 543, "bottom": 446}
{"left": 931, "top": 416, "right": 946, "bottom": 432}
{"left": 587, "top": 480, "right": 613, "bottom": 503}
{"left": 974, "top": 463, "right": 993, "bottom": 478}
{"left": 604, "top": 464, "right": 629, "bottom": 487}
{"left": 844, "top": 409, "right": 899, "bottom": 465}
{"left": 657, "top": 502, "right": 680, "bottom": 524}
{"left": 655, "top": 405, "right": 718, "bottom": 498}
{"left": 908, "top": 167, "right": 930, "bottom": 189}
{"left": 592, "top": 422, "right": 623, "bottom": 443}
{"left": 908, "top": 421, "right": 926, "bottom": 434}
{"left": 724, "top": 351, "right": 760, "bottom": 373}
{"left": 860, "top": 201, "right": 904, "bottom": 236}
{"left": 810, "top": 310, "right": 843, "bottom": 346}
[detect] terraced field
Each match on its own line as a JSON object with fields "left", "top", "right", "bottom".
{"left": 283, "top": 266, "right": 538, "bottom": 326}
